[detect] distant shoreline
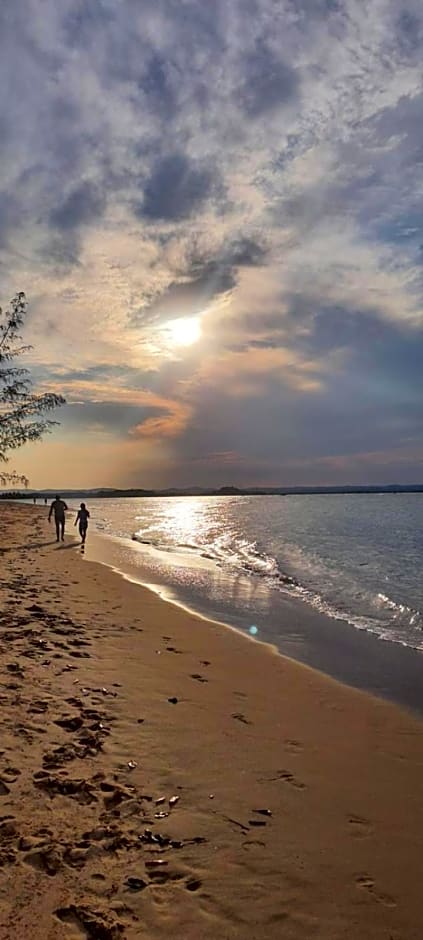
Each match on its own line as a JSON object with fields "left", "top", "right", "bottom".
{"left": 2, "top": 484, "right": 423, "bottom": 499}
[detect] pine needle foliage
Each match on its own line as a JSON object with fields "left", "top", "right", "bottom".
{"left": 0, "top": 293, "right": 65, "bottom": 486}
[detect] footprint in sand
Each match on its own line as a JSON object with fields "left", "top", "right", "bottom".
{"left": 355, "top": 874, "right": 396, "bottom": 907}
{"left": 190, "top": 674, "right": 208, "bottom": 683}
{"left": 185, "top": 876, "right": 202, "bottom": 892}
{"left": 1, "top": 767, "right": 21, "bottom": 783}
{"left": 273, "top": 769, "right": 306, "bottom": 789}
{"left": 33, "top": 771, "right": 98, "bottom": 804}
{"left": 27, "top": 699, "right": 50, "bottom": 715}
{"left": 24, "top": 845, "right": 63, "bottom": 876}
{"left": 348, "top": 815, "right": 374, "bottom": 839}
{"left": 55, "top": 904, "right": 127, "bottom": 939}
{"left": 231, "top": 712, "right": 252, "bottom": 725}
{"left": 0, "top": 819, "right": 19, "bottom": 866}
{"left": 284, "top": 739, "right": 304, "bottom": 754}
{"left": 54, "top": 715, "right": 84, "bottom": 732}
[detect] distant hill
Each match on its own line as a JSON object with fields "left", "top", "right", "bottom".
{"left": 1, "top": 483, "right": 423, "bottom": 500}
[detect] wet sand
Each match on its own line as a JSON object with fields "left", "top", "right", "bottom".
{"left": 0, "top": 502, "right": 423, "bottom": 939}
{"left": 86, "top": 530, "right": 423, "bottom": 715}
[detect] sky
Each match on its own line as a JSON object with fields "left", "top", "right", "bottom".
{"left": 1, "top": 0, "right": 423, "bottom": 488}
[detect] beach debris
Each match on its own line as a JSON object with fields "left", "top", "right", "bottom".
{"left": 168, "top": 697, "right": 178, "bottom": 704}
{"left": 125, "top": 876, "right": 148, "bottom": 892}
{"left": 169, "top": 796, "right": 179, "bottom": 808}
{"left": 146, "top": 859, "right": 168, "bottom": 868}
{"left": 253, "top": 808, "right": 272, "bottom": 817}
{"left": 127, "top": 761, "right": 137, "bottom": 771}
{"left": 138, "top": 829, "right": 201, "bottom": 851}
{"left": 209, "top": 794, "right": 215, "bottom": 799}
{"left": 139, "top": 829, "right": 156, "bottom": 844}
{"left": 137, "top": 718, "right": 145, "bottom": 724}
{"left": 154, "top": 812, "right": 169, "bottom": 819}
{"left": 155, "top": 797, "right": 166, "bottom": 805}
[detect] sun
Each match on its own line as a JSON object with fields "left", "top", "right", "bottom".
{"left": 165, "top": 316, "right": 202, "bottom": 347}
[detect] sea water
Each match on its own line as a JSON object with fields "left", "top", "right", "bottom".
{"left": 88, "top": 494, "right": 423, "bottom": 654}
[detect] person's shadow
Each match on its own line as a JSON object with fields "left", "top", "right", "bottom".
{"left": 0, "top": 540, "right": 58, "bottom": 553}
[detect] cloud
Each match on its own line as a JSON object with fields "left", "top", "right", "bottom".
{"left": 240, "top": 44, "right": 299, "bottom": 117}
{"left": 1, "top": 0, "right": 423, "bottom": 486}
{"left": 138, "top": 153, "right": 221, "bottom": 221}
{"left": 130, "top": 399, "right": 192, "bottom": 439}
{"left": 50, "top": 181, "right": 106, "bottom": 231}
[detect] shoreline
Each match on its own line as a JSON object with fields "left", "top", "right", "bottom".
{"left": 85, "top": 529, "right": 423, "bottom": 717}
{"left": 1, "top": 502, "right": 423, "bottom": 939}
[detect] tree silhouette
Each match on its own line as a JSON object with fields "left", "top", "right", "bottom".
{"left": 0, "top": 293, "right": 65, "bottom": 486}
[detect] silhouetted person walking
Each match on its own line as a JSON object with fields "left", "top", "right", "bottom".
{"left": 48, "top": 495, "right": 68, "bottom": 542}
{"left": 74, "top": 503, "right": 90, "bottom": 544}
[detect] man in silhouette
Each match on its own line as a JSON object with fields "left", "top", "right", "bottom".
{"left": 48, "top": 495, "right": 68, "bottom": 542}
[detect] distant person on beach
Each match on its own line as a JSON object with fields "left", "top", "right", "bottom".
{"left": 48, "top": 495, "right": 68, "bottom": 542}
{"left": 74, "top": 503, "right": 90, "bottom": 544}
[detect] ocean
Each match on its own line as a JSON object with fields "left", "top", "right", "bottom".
{"left": 87, "top": 493, "right": 422, "bottom": 654}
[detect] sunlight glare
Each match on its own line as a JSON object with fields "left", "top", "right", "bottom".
{"left": 165, "top": 316, "right": 202, "bottom": 347}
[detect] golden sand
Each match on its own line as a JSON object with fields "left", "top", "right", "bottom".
{"left": 0, "top": 502, "right": 422, "bottom": 939}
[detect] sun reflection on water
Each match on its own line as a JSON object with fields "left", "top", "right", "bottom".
{"left": 158, "top": 497, "right": 210, "bottom": 547}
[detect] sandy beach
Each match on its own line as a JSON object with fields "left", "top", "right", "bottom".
{"left": 0, "top": 502, "right": 422, "bottom": 940}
